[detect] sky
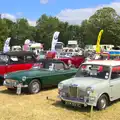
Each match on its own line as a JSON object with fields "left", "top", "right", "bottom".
{"left": 1, "top": 0, "right": 120, "bottom": 26}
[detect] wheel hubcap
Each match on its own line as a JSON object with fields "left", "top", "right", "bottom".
{"left": 32, "top": 82, "right": 40, "bottom": 93}
{"left": 100, "top": 98, "right": 106, "bottom": 109}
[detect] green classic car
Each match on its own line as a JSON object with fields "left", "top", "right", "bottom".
{"left": 3, "top": 59, "right": 77, "bottom": 94}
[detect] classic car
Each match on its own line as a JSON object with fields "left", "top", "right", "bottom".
{"left": 58, "top": 54, "right": 85, "bottom": 68}
{"left": 58, "top": 60, "right": 120, "bottom": 110}
{"left": 3, "top": 59, "right": 78, "bottom": 94}
{"left": 46, "top": 51, "right": 85, "bottom": 68}
{"left": 0, "top": 51, "right": 37, "bottom": 84}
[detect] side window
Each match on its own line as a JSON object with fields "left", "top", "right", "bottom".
{"left": 54, "top": 63, "right": 64, "bottom": 70}
{"left": 10, "top": 56, "right": 24, "bottom": 64}
{"left": 25, "top": 55, "right": 35, "bottom": 63}
{"left": 111, "top": 66, "right": 120, "bottom": 80}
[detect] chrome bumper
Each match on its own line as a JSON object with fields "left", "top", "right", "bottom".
{"left": 3, "top": 80, "right": 28, "bottom": 88}
{"left": 59, "top": 95, "right": 96, "bottom": 106}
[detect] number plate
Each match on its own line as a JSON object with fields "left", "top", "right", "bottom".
{"left": 65, "top": 101, "right": 81, "bottom": 107}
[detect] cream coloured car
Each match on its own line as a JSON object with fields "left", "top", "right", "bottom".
{"left": 58, "top": 60, "right": 120, "bottom": 110}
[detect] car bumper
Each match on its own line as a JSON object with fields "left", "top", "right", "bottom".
{"left": 3, "top": 80, "right": 28, "bottom": 88}
{"left": 59, "top": 95, "right": 96, "bottom": 106}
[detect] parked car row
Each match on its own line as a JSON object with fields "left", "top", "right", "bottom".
{"left": 4, "top": 59, "right": 77, "bottom": 94}
{"left": 0, "top": 51, "right": 38, "bottom": 84}
{"left": 1, "top": 51, "right": 120, "bottom": 111}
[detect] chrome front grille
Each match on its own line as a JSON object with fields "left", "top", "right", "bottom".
{"left": 69, "top": 85, "right": 86, "bottom": 99}
{"left": 69, "top": 85, "right": 78, "bottom": 98}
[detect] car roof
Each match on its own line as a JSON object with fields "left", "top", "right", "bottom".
{"left": 1, "top": 51, "right": 35, "bottom": 56}
{"left": 83, "top": 60, "right": 120, "bottom": 66}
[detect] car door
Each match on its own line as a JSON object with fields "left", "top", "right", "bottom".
{"left": 49, "top": 62, "right": 66, "bottom": 85}
{"left": 110, "top": 66, "right": 120, "bottom": 100}
{"left": 42, "top": 62, "right": 66, "bottom": 86}
{"left": 7, "top": 55, "right": 25, "bottom": 73}
{"left": 49, "top": 62, "right": 77, "bottom": 85}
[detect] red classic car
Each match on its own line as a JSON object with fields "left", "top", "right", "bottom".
{"left": 0, "top": 51, "right": 37, "bottom": 84}
{"left": 46, "top": 51, "right": 85, "bottom": 68}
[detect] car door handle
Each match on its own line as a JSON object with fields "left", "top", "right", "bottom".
{"left": 110, "top": 85, "right": 114, "bottom": 87}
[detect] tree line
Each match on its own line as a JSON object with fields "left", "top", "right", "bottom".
{"left": 0, "top": 7, "right": 120, "bottom": 50}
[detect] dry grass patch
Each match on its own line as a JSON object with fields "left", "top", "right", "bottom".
{"left": 0, "top": 86, "right": 120, "bottom": 120}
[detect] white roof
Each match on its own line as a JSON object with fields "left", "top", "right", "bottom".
{"left": 68, "top": 41, "right": 77, "bottom": 44}
{"left": 12, "top": 46, "right": 21, "bottom": 48}
{"left": 30, "top": 43, "right": 42, "bottom": 48}
{"left": 83, "top": 60, "right": 120, "bottom": 66}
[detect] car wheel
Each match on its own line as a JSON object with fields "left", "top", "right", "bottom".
{"left": 97, "top": 94, "right": 108, "bottom": 110}
{"left": 28, "top": 79, "right": 41, "bottom": 94}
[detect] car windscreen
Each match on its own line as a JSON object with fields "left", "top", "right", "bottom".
{"left": 0, "top": 55, "right": 9, "bottom": 64}
{"left": 75, "top": 64, "right": 110, "bottom": 80}
{"left": 32, "top": 61, "right": 65, "bottom": 70}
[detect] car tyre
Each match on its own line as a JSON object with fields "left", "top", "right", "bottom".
{"left": 28, "top": 79, "right": 41, "bottom": 94}
{"left": 97, "top": 94, "right": 108, "bottom": 110}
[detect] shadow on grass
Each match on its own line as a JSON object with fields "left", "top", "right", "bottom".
{"left": 0, "top": 89, "right": 17, "bottom": 95}
{"left": 109, "top": 98, "right": 120, "bottom": 107}
{"left": 51, "top": 98, "right": 120, "bottom": 115}
{"left": 0, "top": 86, "right": 57, "bottom": 96}
{"left": 42, "top": 86, "right": 57, "bottom": 91}
{"left": 51, "top": 100, "right": 97, "bottom": 117}
{"left": 0, "top": 87, "right": 30, "bottom": 95}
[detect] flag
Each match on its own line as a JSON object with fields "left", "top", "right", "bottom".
{"left": 51, "top": 31, "right": 60, "bottom": 51}
{"left": 3, "top": 37, "right": 11, "bottom": 53}
{"left": 96, "top": 30, "right": 104, "bottom": 53}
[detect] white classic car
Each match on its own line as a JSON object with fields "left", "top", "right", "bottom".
{"left": 58, "top": 60, "right": 120, "bottom": 110}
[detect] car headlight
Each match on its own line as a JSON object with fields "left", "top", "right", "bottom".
{"left": 58, "top": 83, "right": 63, "bottom": 90}
{"left": 22, "top": 76, "right": 26, "bottom": 82}
{"left": 86, "top": 87, "right": 94, "bottom": 95}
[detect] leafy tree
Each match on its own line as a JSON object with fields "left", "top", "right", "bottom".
{"left": 0, "top": 19, "right": 9, "bottom": 50}
{"left": 0, "top": 7, "right": 120, "bottom": 51}
{"left": 81, "top": 7, "right": 120, "bottom": 46}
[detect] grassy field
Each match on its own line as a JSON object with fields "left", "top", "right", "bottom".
{"left": 0, "top": 86, "right": 120, "bottom": 120}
